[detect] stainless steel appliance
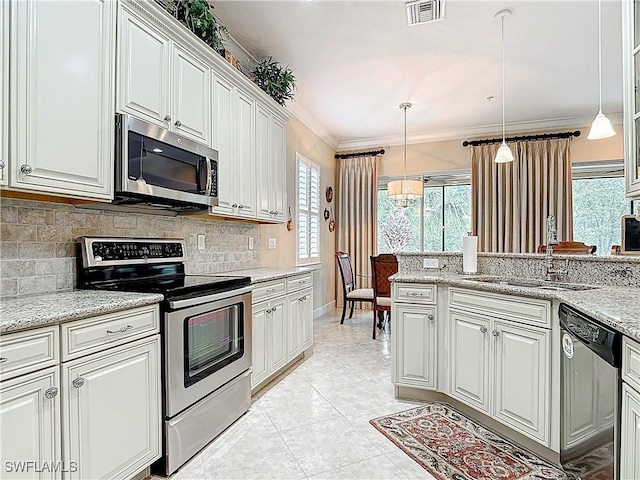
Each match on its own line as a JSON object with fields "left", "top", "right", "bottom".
{"left": 559, "top": 303, "right": 622, "bottom": 480}
{"left": 77, "top": 237, "right": 252, "bottom": 475}
{"left": 114, "top": 113, "right": 218, "bottom": 212}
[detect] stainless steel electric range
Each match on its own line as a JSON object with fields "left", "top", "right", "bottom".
{"left": 77, "top": 236, "right": 252, "bottom": 476}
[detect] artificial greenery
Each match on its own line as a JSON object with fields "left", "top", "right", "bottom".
{"left": 164, "top": 0, "right": 228, "bottom": 54}
{"left": 251, "top": 57, "right": 296, "bottom": 106}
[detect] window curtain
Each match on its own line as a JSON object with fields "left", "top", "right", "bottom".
{"left": 336, "top": 154, "right": 378, "bottom": 308}
{"left": 471, "top": 138, "right": 573, "bottom": 253}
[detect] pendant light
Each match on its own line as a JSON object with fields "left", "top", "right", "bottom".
{"left": 387, "top": 102, "right": 423, "bottom": 207}
{"left": 587, "top": 0, "right": 615, "bottom": 140}
{"left": 494, "top": 9, "right": 514, "bottom": 163}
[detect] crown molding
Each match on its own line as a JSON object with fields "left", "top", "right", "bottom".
{"left": 335, "top": 113, "right": 624, "bottom": 151}
{"left": 286, "top": 103, "right": 340, "bottom": 150}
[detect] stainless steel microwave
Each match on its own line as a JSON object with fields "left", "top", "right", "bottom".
{"left": 114, "top": 114, "right": 218, "bottom": 212}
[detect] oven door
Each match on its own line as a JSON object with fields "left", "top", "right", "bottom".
{"left": 164, "top": 290, "right": 251, "bottom": 418}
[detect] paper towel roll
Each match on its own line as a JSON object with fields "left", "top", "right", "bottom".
{"left": 463, "top": 235, "right": 478, "bottom": 274}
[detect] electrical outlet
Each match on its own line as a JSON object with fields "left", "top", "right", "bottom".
{"left": 268, "top": 238, "right": 277, "bottom": 250}
{"left": 248, "top": 237, "right": 254, "bottom": 250}
{"left": 197, "top": 234, "right": 205, "bottom": 250}
{"left": 423, "top": 258, "right": 439, "bottom": 269}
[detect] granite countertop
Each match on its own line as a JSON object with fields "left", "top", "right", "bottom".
{"left": 225, "top": 266, "right": 316, "bottom": 284}
{"left": 390, "top": 272, "right": 640, "bottom": 343}
{"left": 0, "top": 290, "right": 164, "bottom": 335}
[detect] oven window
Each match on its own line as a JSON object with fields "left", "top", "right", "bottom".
{"left": 128, "top": 131, "right": 207, "bottom": 194}
{"left": 183, "top": 303, "right": 244, "bottom": 387}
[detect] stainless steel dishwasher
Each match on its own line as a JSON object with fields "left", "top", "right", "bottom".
{"left": 559, "top": 303, "right": 622, "bottom": 480}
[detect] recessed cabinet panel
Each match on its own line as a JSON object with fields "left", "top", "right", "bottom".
{"left": 301, "top": 290, "right": 313, "bottom": 350}
{"left": 235, "top": 90, "right": 257, "bottom": 218}
{"left": 493, "top": 321, "right": 549, "bottom": 444}
{"left": 271, "top": 118, "right": 286, "bottom": 222}
{"left": 11, "top": 0, "right": 114, "bottom": 199}
{"left": 0, "top": 367, "right": 61, "bottom": 480}
{"left": 211, "top": 75, "right": 235, "bottom": 215}
{"left": 0, "top": 0, "right": 7, "bottom": 186}
{"left": 287, "top": 294, "right": 302, "bottom": 360}
{"left": 623, "top": 0, "right": 640, "bottom": 197}
{"left": 621, "top": 383, "right": 640, "bottom": 480}
{"left": 172, "top": 46, "right": 210, "bottom": 144}
{"left": 396, "top": 305, "right": 437, "bottom": 389}
{"left": 118, "top": 8, "right": 170, "bottom": 126}
{"left": 449, "top": 310, "right": 490, "bottom": 412}
{"left": 256, "top": 106, "right": 272, "bottom": 219}
{"left": 251, "top": 303, "right": 268, "bottom": 387}
{"left": 269, "top": 301, "right": 287, "bottom": 373}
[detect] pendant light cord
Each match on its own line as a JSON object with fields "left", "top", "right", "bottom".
{"left": 501, "top": 14, "right": 506, "bottom": 142}
{"left": 403, "top": 105, "right": 407, "bottom": 181}
{"left": 598, "top": 0, "right": 602, "bottom": 112}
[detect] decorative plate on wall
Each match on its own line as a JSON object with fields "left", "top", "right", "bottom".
{"left": 326, "top": 186, "right": 333, "bottom": 203}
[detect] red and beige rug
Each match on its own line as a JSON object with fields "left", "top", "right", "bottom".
{"left": 370, "top": 402, "right": 567, "bottom": 480}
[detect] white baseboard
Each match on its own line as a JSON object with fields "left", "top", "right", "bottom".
{"left": 313, "top": 301, "right": 335, "bottom": 319}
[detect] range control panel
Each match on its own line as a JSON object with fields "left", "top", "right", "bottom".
{"left": 79, "top": 237, "right": 186, "bottom": 267}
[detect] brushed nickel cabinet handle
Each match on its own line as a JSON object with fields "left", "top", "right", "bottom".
{"left": 0, "top": 160, "right": 5, "bottom": 169}
{"left": 107, "top": 324, "right": 133, "bottom": 334}
{"left": 0, "top": 357, "right": 7, "bottom": 363}
{"left": 238, "top": 204, "right": 244, "bottom": 209}
{"left": 492, "top": 330, "right": 500, "bottom": 337}
{"left": 44, "top": 387, "right": 58, "bottom": 399}
{"left": 427, "top": 314, "right": 434, "bottom": 321}
{"left": 174, "top": 120, "right": 182, "bottom": 127}
{"left": 20, "top": 164, "right": 33, "bottom": 175}
{"left": 72, "top": 377, "right": 85, "bottom": 389}
{"left": 164, "top": 115, "right": 171, "bottom": 122}
{"left": 480, "top": 326, "right": 488, "bottom": 334}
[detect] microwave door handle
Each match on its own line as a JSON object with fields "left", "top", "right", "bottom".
{"left": 205, "top": 157, "right": 213, "bottom": 196}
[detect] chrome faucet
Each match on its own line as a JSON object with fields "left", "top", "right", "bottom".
{"left": 544, "top": 215, "right": 568, "bottom": 282}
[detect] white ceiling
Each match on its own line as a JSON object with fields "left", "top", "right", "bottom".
{"left": 212, "top": 0, "right": 624, "bottom": 150}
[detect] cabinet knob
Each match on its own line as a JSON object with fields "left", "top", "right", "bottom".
{"left": 0, "top": 160, "right": 5, "bottom": 169}
{"left": 44, "top": 387, "right": 59, "bottom": 399}
{"left": 0, "top": 357, "right": 7, "bottom": 363}
{"left": 72, "top": 377, "right": 85, "bottom": 389}
{"left": 480, "top": 326, "right": 487, "bottom": 334}
{"left": 106, "top": 324, "right": 133, "bottom": 334}
{"left": 492, "top": 329, "right": 500, "bottom": 337}
{"left": 427, "top": 314, "right": 434, "bottom": 321}
{"left": 238, "top": 204, "right": 244, "bottom": 209}
{"left": 164, "top": 115, "right": 171, "bottom": 122}
{"left": 20, "top": 164, "right": 33, "bottom": 175}
{"left": 174, "top": 120, "right": 182, "bottom": 127}
{"left": 232, "top": 203, "right": 238, "bottom": 208}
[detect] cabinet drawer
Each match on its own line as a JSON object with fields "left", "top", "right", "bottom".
{"left": 252, "top": 280, "right": 286, "bottom": 303}
{"left": 286, "top": 274, "right": 312, "bottom": 293}
{"left": 449, "top": 287, "right": 551, "bottom": 328}
{"left": 0, "top": 326, "right": 59, "bottom": 381}
{"left": 394, "top": 283, "right": 437, "bottom": 304}
{"left": 61, "top": 305, "right": 159, "bottom": 361}
{"left": 623, "top": 337, "right": 640, "bottom": 393}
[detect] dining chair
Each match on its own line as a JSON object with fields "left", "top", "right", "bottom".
{"left": 370, "top": 253, "right": 398, "bottom": 339}
{"left": 335, "top": 251, "right": 374, "bottom": 324}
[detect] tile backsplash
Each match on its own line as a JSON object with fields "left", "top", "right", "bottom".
{"left": 0, "top": 198, "right": 260, "bottom": 297}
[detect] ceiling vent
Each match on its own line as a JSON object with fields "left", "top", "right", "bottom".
{"left": 405, "top": 0, "right": 445, "bottom": 26}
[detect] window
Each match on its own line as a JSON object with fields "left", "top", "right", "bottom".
{"left": 297, "top": 153, "right": 320, "bottom": 264}
{"left": 572, "top": 161, "right": 633, "bottom": 255}
{"left": 377, "top": 173, "right": 471, "bottom": 253}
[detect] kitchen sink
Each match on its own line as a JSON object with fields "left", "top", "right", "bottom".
{"left": 469, "top": 278, "right": 598, "bottom": 291}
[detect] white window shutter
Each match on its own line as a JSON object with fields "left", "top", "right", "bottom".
{"left": 296, "top": 154, "right": 320, "bottom": 264}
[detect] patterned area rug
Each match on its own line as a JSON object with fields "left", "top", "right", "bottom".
{"left": 370, "top": 402, "right": 567, "bottom": 480}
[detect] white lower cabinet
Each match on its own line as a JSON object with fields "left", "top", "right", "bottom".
{"left": 287, "top": 289, "right": 313, "bottom": 360}
{"left": 0, "top": 366, "right": 61, "bottom": 480}
{"left": 62, "top": 335, "right": 161, "bottom": 480}
{"left": 621, "top": 383, "right": 640, "bottom": 480}
{"left": 251, "top": 299, "right": 287, "bottom": 389}
{"left": 394, "top": 304, "right": 437, "bottom": 389}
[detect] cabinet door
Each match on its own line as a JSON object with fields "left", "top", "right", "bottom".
{"left": 118, "top": 7, "right": 170, "bottom": 127}
{"left": 493, "top": 321, "right": 549, "bottom": 445}
{"left": 11, "top": 0, "right": 114, "bottom": 200}
{"left": 235, "top": 89, "right": 256, "bottom": 218}
{"left": 251, "top": 303, "right": 269, "bottom": 388}
{"left": 0, "top": 367, "right": 61, "bottom": 480}
{"left": 448, "top": 310, "right": 490, "bottom": 411}
{"left": 269, "top": 301, "right": 287, "bottom": 373}
{"left": 395, "top": 304, "right": 437, "bottom": 390}
{"left": 255, "top": 105, "right": 272, "bottom": 220}
{"left": 561, "top": 339, "right": 599, "bottom": 449}
{"left": 171, "top": 45, "right": 210, "bottom": 144}
{"left": 270, "top": 117, "right": 287, "bottom": 222}
{"left": 287, "top": 294, "right": 302, "bottom": 360}
{"left": 211, "top": 75, "right": 235, "bottom": 215}
{"left": 622, "top": 0, "right": 640, "bottom": 197}
{"left": 62, "top": 336, "right": 161, "bottom": 480}
{"left": 620, "top": 383, "right": 640, "bottom": 480}
{"left": 300, "top": 290, "right": 313, "bottom": 350}
{"left": 0, "top": 0, "right": 7, "bottom": 186}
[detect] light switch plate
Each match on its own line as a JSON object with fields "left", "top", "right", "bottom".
{"left": 268, "top": 238, "right": 277, "bottom": 250}
{"left": 248, "top": 237, "right": 254, "bottom": 250}
{"left": 423, "top": 258, "right": 439, "bottom": 269}
{"left": 197, "top": 234, "right": 206, "bottom": 250}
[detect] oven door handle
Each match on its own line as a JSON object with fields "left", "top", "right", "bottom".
{"left": 168, "top": 286, "right": 253, "bottom": 310}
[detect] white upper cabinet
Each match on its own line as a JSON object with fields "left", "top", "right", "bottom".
{"left": 623, "top": 0, "right": 640, "bottom": 198}
{"left": 0, "top": 0, "right": 7, "bottom": 187}
{"left": 10, "top": 0, "right": 115, "bottom": 200}
{"left": 118, "top": 7, "right": 171, "bottom": 127}
{"left": 235, "top": 89, "right": 257, "bottom": 218}
{"left": 172, "top": 45, "right": 211, "bottom": 144}
{"left": 211, "top": 74, "right": 235, "bottom": 214}
{"left": 256, "top": 105, "right": 287, "bottom": 222}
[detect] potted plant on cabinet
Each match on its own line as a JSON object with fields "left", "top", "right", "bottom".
{"left": 251, "top": 57, "right": 296, "bottom": 107}
{"left": 163, "top": 0, "right": 228, "bottom": 54}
